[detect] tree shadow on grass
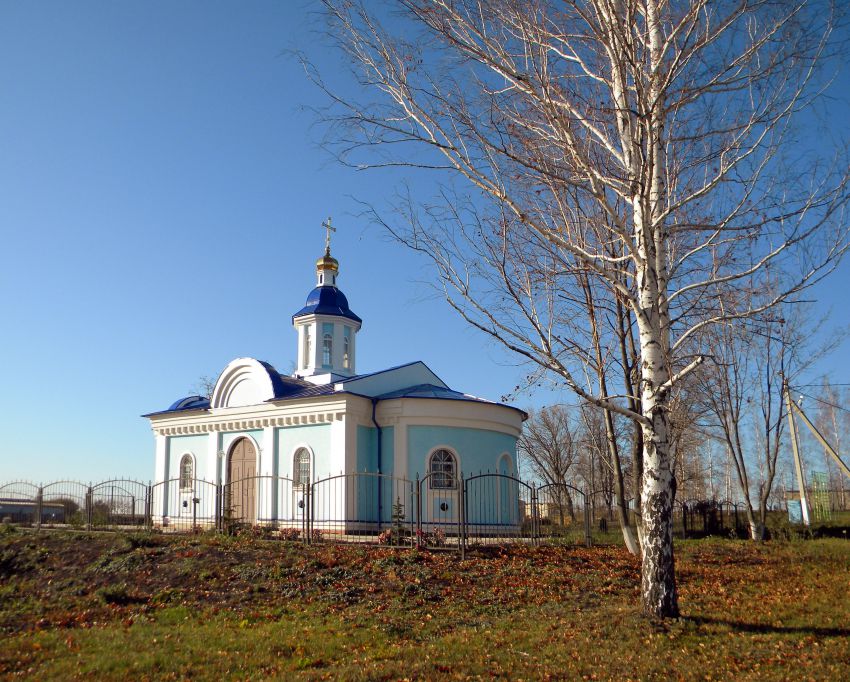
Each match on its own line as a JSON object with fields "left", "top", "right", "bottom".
{"left": 686, "top": 615, "right": 850, "bottom": 638}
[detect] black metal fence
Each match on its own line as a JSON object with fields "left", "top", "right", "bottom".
{"left": 673, "top": 499, "right": 749, "bottom": 538}
{"left": 0, "top": 473, "right": 594, "bottom": 550}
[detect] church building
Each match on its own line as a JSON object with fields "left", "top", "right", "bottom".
{"left": 144, "top": 225, "right": 525, "bottom": 531}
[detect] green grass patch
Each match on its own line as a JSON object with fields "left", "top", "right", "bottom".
{"left": 0, "top": 530, "right": 848, "bottom": 679}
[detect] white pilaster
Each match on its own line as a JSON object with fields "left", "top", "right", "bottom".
{"left": 395, "top": 422, "right": 408, "bottom": 481}
{"left": 207, "top": 432, "right": 218, "bottom": 483}
{"left": 154, "top": 433, "right": 168, "bottom": 484}
{"left": 263, "top": 426, "right": 276, "bottom": 477}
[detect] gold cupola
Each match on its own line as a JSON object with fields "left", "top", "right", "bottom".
{"left": 316, "top": 217, "right": 339, "bottom": 286}
{"left": 316, "top": 248, "right": 339, "bottom": 273}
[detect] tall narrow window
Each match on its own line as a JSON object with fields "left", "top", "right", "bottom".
{"left": 179, "top": 455, "right": 193, "bottom": 490}
{"left": 303, "top": 327, "right": 311, "bottom": 369}
{"left": 293, "top": 448, "right": 311, "bottom": 488}
{"left": 428, "top": 449, "right": 456, "bottom": 489}
{"left": 322, "top": 323, "right": 333, "bottom": 368}
{"left": 343, "top": 326, "right": 351, "bottom": 370}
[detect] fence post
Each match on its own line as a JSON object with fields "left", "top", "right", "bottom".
{"left": 302, "top": 483, "right": 308, "bottom": 545}
{"left": 144, "top": 484, "right": 152, "bottom": 531}
{"left": 35, "top": 486, "right": 43, "bottom": 532}
{"left": 85, "top": 486, "right": 93, "bottom": 531}
{"left": 415, "top": 473, "right": 422, "bottom": 543}
{"left": 531, "top": 487, "right": 538, "bottom": 546}
{"left": 409, "top": 480, "right": 416, "bottom": 551}
{"left": 305, "top": 482, "right": 312, "bottom": 545}
{"left": 272, "top": 475, "right": 279, "bottom": 531}
{"left": 459, "top": 473, "right": 465, "bottom": 560}
{"left": 583, "top": 487, "right": 592, "bottom": 548}
{"left": 309, "top": 480, "right": 315, "bottom": 544}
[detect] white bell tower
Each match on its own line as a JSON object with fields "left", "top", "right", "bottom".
{"left": 292, "top": 218, "right": 362, "bottom": 382}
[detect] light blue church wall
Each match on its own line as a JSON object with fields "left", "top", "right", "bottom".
{"left": 355, "top": 425, "right": 396, "bottom": 523}
{"left": 166, "top": 435, "right": 210, "bottom": 481}
{"left": 275, "top": 423, "right": 334, "bottom": 525}
{"left": 275, "top": 424, "right": 334, "bottom": 480}
{"left": 161, "top": 435, "right": 213, "bottom": 521}
{"left": 408, "top": 425, "right": 519, "bottom": 527}
{"left": 407, "top": 425, "right": 516, "bottom": 477}
{"left": 355, "top": 425, "right": 395, "bottom": 475}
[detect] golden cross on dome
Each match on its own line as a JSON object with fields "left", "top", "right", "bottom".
{"left": 321, "top": 216, "right": 336, "bottom": 254}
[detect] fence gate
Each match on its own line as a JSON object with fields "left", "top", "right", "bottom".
{"left": 416, "top": 471, "right": 462, "bottom": 548}
{"left": 148, "top": 478, "right": 219, "bottom": 532}
{"left": 309, "top": 473, "right": 416, "bottom": 544}
{"left": 463, "top": 473, "right": 536, "bottom": 550}
{"left": 536, "top": 482, "right": 592, "bottom": 547}
{"left": 90, "top": 480, "right": 149, "bottom": 530}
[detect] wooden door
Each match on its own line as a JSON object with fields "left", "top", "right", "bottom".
{"left": 227, "top": 438, "right": 257, "bottom": 523}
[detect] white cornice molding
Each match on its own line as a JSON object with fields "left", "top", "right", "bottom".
{"left": 150, "top": 395, "right": 354, "bottom": 437}
{"left": 377, "top": 398, "right": 523, "bottom": 437}
{"left": 149, "top": 391, "right": 521, "bottom": 439}
{"left": 154, "top": 411, "right": 346, "bottom": 437}
{"left": 293, "top": 312, "right": 362, "bottom": 332}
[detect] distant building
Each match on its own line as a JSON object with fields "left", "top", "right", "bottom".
{"left": 0, "top": 499, "right": 66, "bottom": 524}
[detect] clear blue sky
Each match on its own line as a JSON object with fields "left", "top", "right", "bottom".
{"left": 0, "top": 1, "right": 848, "bottom": 483}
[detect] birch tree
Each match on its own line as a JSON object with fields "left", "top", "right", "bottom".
{"left": 314, "top": 0, "right": 850, "bottom": 617}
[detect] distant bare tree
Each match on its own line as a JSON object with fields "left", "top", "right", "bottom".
{"left": 193, "top": 376, "right": 216, "bottom": 401}
{"left": 667, "top": 391, "right": 708, "bottom": 502}
{"left": 518, "top": 406, "right": 579, "bottom": 523}
{"left": 696, "top": 303, "right": 831, "bottom": 538}
{"left": 576, "top": 404, "right": 615, "bottom": 518}
{"left": 815, "top": 381, "right": 850, "bottom": 509}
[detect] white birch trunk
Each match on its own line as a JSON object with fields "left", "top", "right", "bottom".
{"left": 635, "top": 0, "right": 679, "bottom": 619}
{"left": 636, "top": 303, "right": 679, "bottom": 617}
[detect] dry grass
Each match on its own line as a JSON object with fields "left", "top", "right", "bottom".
{"left": 1, "top": 527, "right": 848, "bottom": 680}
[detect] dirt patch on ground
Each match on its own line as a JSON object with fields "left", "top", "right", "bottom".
{"left": 0, "top": 528, "right": 635, "bottom": 634}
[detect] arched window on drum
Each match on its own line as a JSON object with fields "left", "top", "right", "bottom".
{"left": 428, "top": 449, "right": 457, "bottom": 489}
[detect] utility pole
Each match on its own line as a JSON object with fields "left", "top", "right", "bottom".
{"left": 788, "top": 399, "right": 850, "bottom": 481}
{"left": 783, "top": 378, "right": 810, "bottom": 526}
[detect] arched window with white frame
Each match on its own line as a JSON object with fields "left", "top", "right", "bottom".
{"left": 343, "top": 326, "right": 351, "bottom": 370}
{"left": 322, "top": 323, "right": 333, "bottom": 368}
{"left": 179, "top": 454, "right": 194, "bottom": 490}
{"left": 498, "top": 453, "right": 513, "bottom": 476}
{"left": 293, "top": 448, "right": 311, "bottom": 488}
{"left": 428, "top": 449, "right": 457, "bottom": 489}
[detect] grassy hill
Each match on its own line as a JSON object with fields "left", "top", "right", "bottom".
{"left": 1, "top": 527, "right": 848, "bottom": 680}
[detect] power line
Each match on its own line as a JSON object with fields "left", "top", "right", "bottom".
{"left": 794, "top": 383, "right": 850, "bottom": 388}
{"left": 791, "top": 389, "right": 850, "bottom": 417}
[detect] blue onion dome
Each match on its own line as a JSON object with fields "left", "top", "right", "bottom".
{"left": 293, "top": 245, "right": 361, "bottom": 324}
{"left": 293, "top": 285, "right": 361, "bottom": 323}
